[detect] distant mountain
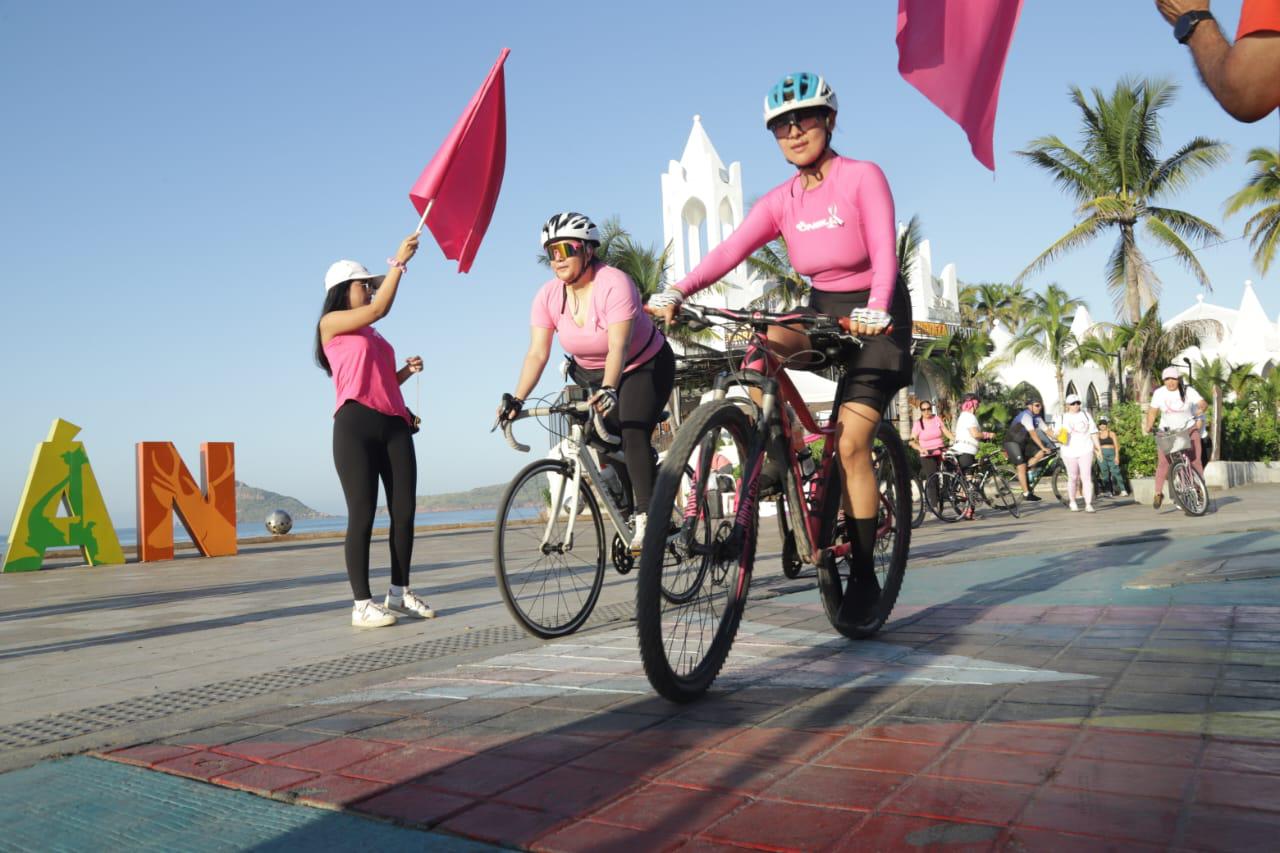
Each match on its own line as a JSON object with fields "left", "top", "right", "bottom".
{"left": 235, "top": 481, "right": 331, "bottom": 522}
{"left": 413, "top": 482, "right": 511, "bottom": 513}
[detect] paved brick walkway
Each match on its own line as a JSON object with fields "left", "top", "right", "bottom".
{"left": 95, "top": 528, "right": 1280, "bottom": 851}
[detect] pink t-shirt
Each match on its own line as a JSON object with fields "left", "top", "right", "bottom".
{"left": 912, "top": 416, "right": 945, "bottom": 454}
{"left": 673, "top": 156, "right": 898, "bottom": 310}
{"left": 323, "top": 326, "right": 411, "bottom": 424}
{"left": 530, "top": 264, "right": 665, "bottom": 371}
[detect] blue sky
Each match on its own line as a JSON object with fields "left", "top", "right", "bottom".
{"left": 2, "top": 0, "right": 1277, "bottom": 524}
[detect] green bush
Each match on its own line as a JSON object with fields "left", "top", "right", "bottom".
{"left": 1221, "top": 404, "right": 1280, "bottom": 462}
{"left": 1107, "top": 402, "right": 1157, "bottom": 477}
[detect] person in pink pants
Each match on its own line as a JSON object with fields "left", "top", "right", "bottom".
{"left": 1059, "top": 393, "right": 1102, "bottom": 512}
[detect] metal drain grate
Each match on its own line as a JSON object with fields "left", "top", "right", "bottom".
{"left": 0, "top": 600, "right": 640, "bottom": 752}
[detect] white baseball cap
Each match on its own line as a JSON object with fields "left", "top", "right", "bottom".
{"left": 324, "top": 259, "right": 385, "bottom": 292}
{"left": 1065, "top": 393, "right": 1082, "bottom": 405}
{"left": 1162, "top": 366, "right": 1181, "bottom": 380}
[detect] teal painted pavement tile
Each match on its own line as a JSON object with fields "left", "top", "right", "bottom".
{"left": 0, "top": 756, "right": 499, "bottom": 852}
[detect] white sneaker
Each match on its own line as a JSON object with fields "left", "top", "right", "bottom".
{"left": 630, "top": 513, "right": 647, "bottom": 553}
{"left": 352, "top": 600, "right": 397, "bottom": 628}
{"left": 1085, "top": 505, "right": 1096, "bottom": 513}
{"left": 386, "top": 589, "right": 436, "bottom": 619}
{"left": 1069, "top": 502, "right": 1080, "bottom": 512}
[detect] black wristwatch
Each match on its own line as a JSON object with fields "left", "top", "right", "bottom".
{"left": 1174, "top": 10, "right": 1214, "bottom": 44}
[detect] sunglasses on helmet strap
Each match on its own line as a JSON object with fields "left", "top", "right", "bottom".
{"left": 546, "top": 240, "right": 585, "bottom": 262}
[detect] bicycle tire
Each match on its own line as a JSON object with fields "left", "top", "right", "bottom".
{"left": 911, "top": 475, "right": 926, "bottom": 529}
{"left": 816, "top": 421, "right": 911, "bottom": 640}
{"left": 925, "top": 471, "right": 964, "bottom": 522}
{"left": 1173, "top": 460, "right": 1209, "bottom": 517}
{"left": 1050, "top": 459, "right": 1068, "bottom": 505}
{"left": 777, "top": 497, "right": 804, "bottom": 578}
{"left": 636, "top": 400, "right": 755, "bottom": 702}
{"left": 494, "top": 458, "right": 605, "bottom": 638}
{"left": 991, "top": 468, "right": 1021, "bottom": 517}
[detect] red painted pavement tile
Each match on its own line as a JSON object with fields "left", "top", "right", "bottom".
{"left": 884, "top": 776, "right": 1033, "bottom": 826}
{"left": 491, "top": 733, "right": 604, "bottom": 765}
{"left": 438, "top": 802, "right": 569, "bottom": 848}
{"left": 858, "top": 720, "right": 970, "bottom": 746}
{"left": 1203, "top": 740, "right": 1280, "bottom": 776}
{"left": 1181, "top": 804, "right": 1280, "bottom": 853}
{"left": 832, "top": 814, "right": 1002, "bottom": 853}
{"left": 281, "top": 773, "right": 388, "bottom": 808}
{"left": 625, "top": 720, "right": 744, "bottom": 751}
{"left": 1072, "top": 729, "right": 1201, "bottom": 767}
{"left": 339, "top": 744, "right": 467, "bottom": 784}
{"left": 152, "top": 750, "right": 254, "bottom": 781}
{"left": 101, "top": 743, "right": 196, "bottom": 768}
{"left": 418, "top": 727, "right": 525, "bottom": 754}
{"left": 210, "top": 729, "right": 331, "bottom": 762}
{"left": 1005, "top": 826, "right": 1163, "bottom": 852}
{"left": 960, "top": 722, "right": 1080, "bottom": 756}
{"left": 654, "top": 750, "right": 799, "bottom": 796}
{"left": 273, "top": 737, "right": 397, "bottom": 773}
{"left": 1051, "top": 756, "right": 1193, "bottom": 801}
{"left": 419, "top": 753, "right": 554, "bottom": 798}
{"left": 212, "top": 763, "right": 317, "bottom": 794}
{"left": 702, "top": 799, "right": 864, "bottom": 851}
{"left": 531, "top": 819, "right": 686, "bottom": 853}
{"left": 1018, "top": 788, "right": 1180, "bottom": 845}
{"left": 928, "top": 747, "right": 1060, "bottom": 786}
{"left": 680, "top": 838, "right": 760, "bottom": 852}
{"left": 760, "top": 764, "right": 906, "bottom": 811}
{"left": 1195, "top": 769, "right": 1280, "bottom": 813}
{"left": 497, "top": 764, "right": 640, "bottom": 816}
{"left": 710, "top": 727, "right": 842, "bottom": 763}
{"left": 815, "top": 738, "right": 943, "bottom": 774}
{"left": 568, "top": 740, "right": 694, "bottom": 779}
{"left": 352, "top": 784, "right": 472, "bottom": 826}
{"left": 589, "top": 782, "right": 748, "bottom": 836}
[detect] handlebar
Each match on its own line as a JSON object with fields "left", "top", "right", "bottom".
{"left": 497, "top": 399, "right": 613, "bottom": 453}
{"left": 673, "top": 303, "right": 885, "bottom": 342}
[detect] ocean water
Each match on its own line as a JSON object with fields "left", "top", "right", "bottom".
{"left": 0, "top": 506, "right": 529, "bottom": 551}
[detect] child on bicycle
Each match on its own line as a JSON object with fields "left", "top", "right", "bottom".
{"left": 648, "top": 72, "right": 913, "bottom": 629}
{"left": 1144, "top": 366, "right": 1207, "bottom": 509}
{"left": 498, "top": 212, "right": 677, "bottom": 549}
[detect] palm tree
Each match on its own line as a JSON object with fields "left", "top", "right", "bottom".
{"left": 961, "top": 282, "right": 1012, "bottom": 334}
{"left": 896, "top": 214, "right": 924, "bottom": 289}
{"left": 1191, "top": 355, "right": 1231, "bottom": 462}
{"left": 918, "top": 329, "right": 995, "bottom": 408}
{"left": 1117, "top": 304, "right": 1222, "bottom": 401}
{"left": 1001, "top": 282, "right": 1034, "bottom": 334}
{"left": 1224, "top": 147, "right": 1280, "bottom": 276}
{"left": 1016, "top": 78, "right": 1228, "bottom": 323}
{"left": 746, "top": 237, "right": 808, "bottom": 309}
{"left": 1005, "top": 284, "right": 1087, "bottom": 419}
{"left": 1077, "top": 326, "right": 1131, "bottom": 406}
{"left": 1227, "top": 362, "right": 1260, "bottom": 405}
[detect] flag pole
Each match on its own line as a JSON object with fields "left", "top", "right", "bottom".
{"left": 414, "top": 199, "right": 435, "bottom": 236}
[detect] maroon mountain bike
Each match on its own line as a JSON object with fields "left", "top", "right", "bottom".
{"left": 636, "top": 304, "right": 912, "bottom": 701}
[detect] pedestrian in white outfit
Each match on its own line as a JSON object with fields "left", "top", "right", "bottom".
{"left": 1059, "top": 394, "right": 1102, "bottom": 512}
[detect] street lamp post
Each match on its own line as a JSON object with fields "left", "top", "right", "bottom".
{"left": 1183, "top": 356, "right": 1194, "bottom": 380}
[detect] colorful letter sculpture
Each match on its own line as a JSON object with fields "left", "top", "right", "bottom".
{"left": 136, "top": 442, "right": 237, "bottom": 561}
{"left": 2, "top": 419, "right": 126, "bottom": 573}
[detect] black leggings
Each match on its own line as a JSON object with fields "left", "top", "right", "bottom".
{"left": 574, "top": 342, "right": 677, "bottom": 513}
{"left": 332, "top": 401, "right": 417, "bottom": 600}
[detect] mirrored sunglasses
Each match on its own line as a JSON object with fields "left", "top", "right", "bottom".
{"left": 768, "top": 107, "right": 827, "bottom": 138}
{"left": 546, "top": 241, "right": 585, "bottom": 262}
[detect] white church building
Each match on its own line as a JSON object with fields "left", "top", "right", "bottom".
{"left": 658, "top": 116, "right": 1280, "bottom": 422}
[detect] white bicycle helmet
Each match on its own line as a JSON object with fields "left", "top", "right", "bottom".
{"left": 540, "top": 212, "right": 600, "bottom": 248}
{"left": 763, "top": 72, "right": 838, "bottom": 128}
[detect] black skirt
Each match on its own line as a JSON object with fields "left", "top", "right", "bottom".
{"left": 810, "top": 278, "right": 914, "bottom": 410}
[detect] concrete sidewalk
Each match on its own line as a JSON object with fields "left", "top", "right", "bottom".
{"left": 3, "top": 486, "right": 1280, "bottom": 849}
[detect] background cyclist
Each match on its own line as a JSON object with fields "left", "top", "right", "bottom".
{"left": 950, "top": 392, "right": 995, "bottom": 518}
{"left": 910, "top": 399, "right": 952, "bottom": 506}
{"left": 498, "top": 212, "right": 676, "bottom": 549}
{"left": 1144, "top": 365, "right": 1208, "bottom": 509}
{"left": 1003, "top": 398, "right": 1053, "bottom": 502}
{"left": 649, "top": 72, "right": 913, "bottom": 628}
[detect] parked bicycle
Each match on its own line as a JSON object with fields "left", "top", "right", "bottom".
{"left": 1154, "top": 425, "right": 1209, "bottom": 516}
{"left": 926, "top": 449, "right": 1020, "bottom": 522}
{"left": 635, "top": 304, "right": 911, "bottom": 702}
{"left": 494, "top": 392, "right": 663, "bottom": 637}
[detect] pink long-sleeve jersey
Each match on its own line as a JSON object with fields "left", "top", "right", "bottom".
{"left": 672, "top": 156, "right": 898, "bottom": 311}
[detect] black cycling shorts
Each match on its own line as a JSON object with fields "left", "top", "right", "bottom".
{"left": 1003, "top": 440, "right": 1028, "bottom": 466}
{"left": 809, "top": 280, "right": 914, "bottom": 412}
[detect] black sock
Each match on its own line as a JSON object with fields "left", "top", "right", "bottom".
{"left": 836, "top": 517, "right": 880, "bottom": 624}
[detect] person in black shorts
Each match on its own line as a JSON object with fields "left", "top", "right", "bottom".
{"left": 1003, "top": 399, "right": 1052, "bottom": 501}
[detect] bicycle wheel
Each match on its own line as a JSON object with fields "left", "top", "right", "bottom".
{"left": 494, "top": 458, "right": 605, "bottom": 638}
{"left": 910, "top": 476, "right": 926, "bottom": 529}
{"left": 1050, "top": 459, "right": 1068, "bottom": 505}
{"left": 925, "top": 471, "right": 963, "bottom": 522}
{"left": 776, "top": 497, "right": 804, "bottom": 579}
{"left": 817, "top": 421, "right": 911, "bottom": 640}
{"left": 636, "top": 400, "right": 755, "bottom": 702}
{"left": 982, "top": 468, "right": 1021, "bottom": 518}
{"left": 1172, "top": 460, "right": 1209, "bottom": 517}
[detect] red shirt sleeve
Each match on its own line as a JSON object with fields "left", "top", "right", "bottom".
{"left": 1238, "top": 0, "right": 1280, "bottom": 38}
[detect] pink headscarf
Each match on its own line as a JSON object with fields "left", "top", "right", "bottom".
{"left": 960, "top": 397, "right": 980, "bottom": 413}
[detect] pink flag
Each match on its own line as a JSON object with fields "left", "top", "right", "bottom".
{"left": 409, "top": 48, "right": 509, "bottom": 273}
{"left": 897, "top": 0, "right": 1024, "bottom": 171}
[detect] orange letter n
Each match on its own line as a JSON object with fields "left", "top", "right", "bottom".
{"left": 136, "top": 442, "right": 237, "bottom": 561}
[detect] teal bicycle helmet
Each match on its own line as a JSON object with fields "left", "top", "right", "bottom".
{"left": 763, "top": 72, "right": 838, "bottom": 128}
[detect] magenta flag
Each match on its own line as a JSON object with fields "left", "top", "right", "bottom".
{"left": 409, "top": 48, "right": 509, "bottom": 273}
{"left": 896, "top": 0, "right": 1024, "bottom": 171}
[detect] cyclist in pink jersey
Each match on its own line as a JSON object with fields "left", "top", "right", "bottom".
{"left": 498, "top": 212, "right": 676, "bottom": 550}
{"left": 317, "top": 232, "right": 436, "bottom": 629}
{"left": 650, "top": 72, "right": 914, "bottom": 627}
